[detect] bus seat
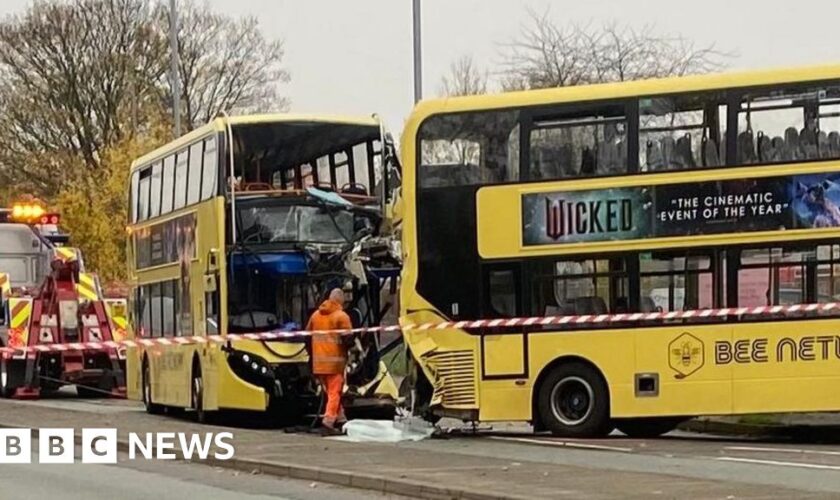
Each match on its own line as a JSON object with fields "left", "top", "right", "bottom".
{"left": 800, "top": 127, "right": 818, "bottom": 159}
{"left": 646, "top": 140, "right": 663, "bottom": 170}
{"left": 596, "top": 138, "right": 623, "bottom": 174}
{"left": 544, "top": 305, "right": 563, "bottom": 316}
{"left": 617, "top": 139, "right": 627, "bottom": 172}
{"left": 580, "top": 146, "right": 596, "bottom": 175}
{"left": 702, "top": 137, "right": 720, "bottom": 167}
{"left": 574, "top": 296, "right": 607, "bottom": 315}
{"left": 640, "top": 296, "right": 657, "bottom": 313}
{"left": 340, "top": 183, "right": 368, "bottom": 196}
{"left": 818, "top": 131, "right": 829, "bottom": 159}
{"left": 660, "top": 136, "right": 676, "bottom": 168}
{"left": 242, "top": 182, "right": 273, "bottom": 191}
{"left": 614, "top": 296, "right": 629, "bottom": 313}
{"left": 769, "top": 136, "right": 785, "bottom": 162}
{"left": 783, "top": 127, "right": 800, "bottom": 161}
{"left": 737, "top": 130, "right": 756, "bottom": 163}
{"left": 675, "top": 134, "right": 694, "bottom": 168}
{"left": 533, "top": 144, "right": 573, "bottom": 179}
{"left": 830, "top": 132, "right": 840, "bottom": 156}
{"left": 756, "top": 133, "right": 771, "bottom": 163}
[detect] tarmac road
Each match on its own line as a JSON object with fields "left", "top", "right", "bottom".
{"left": 6, "top": 393, "right": 840, "bottom": 498}
{"left": 0, "top": 441, "right": 408, "bottom": 500}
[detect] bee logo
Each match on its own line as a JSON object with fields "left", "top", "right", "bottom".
{"left": 669, "top": 333, "right": 704, "bottom": 379}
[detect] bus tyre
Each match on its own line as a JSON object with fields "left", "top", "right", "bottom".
{"left": 142, "top": 358, "right": 164, "bottom": 415}
{"left": 192, "top": 365, "right": 207, "bottom": 424}
{"left": 615, "top": 417, "right": 684, "bottom": 438}
{"left": 537, "top": 362, "right": 610, "bottom": 438}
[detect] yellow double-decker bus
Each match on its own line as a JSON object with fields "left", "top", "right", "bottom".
{"left": 400, "top": 65, "right": 840, "bottom": 437}
{"left": 126, "top": 113, "right": 401, "bottom": 422}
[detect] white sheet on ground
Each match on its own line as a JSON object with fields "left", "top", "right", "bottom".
{"left": 334, "top": 418, "right": 434, "bottom": 443}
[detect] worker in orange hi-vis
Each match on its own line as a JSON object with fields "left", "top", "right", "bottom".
{"left": 307, "top": 288, "right": 353, "bottom": 435}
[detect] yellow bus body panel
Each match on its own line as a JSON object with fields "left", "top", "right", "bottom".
{"left": 399, "top": 64, "right": 840, "bottom": 424}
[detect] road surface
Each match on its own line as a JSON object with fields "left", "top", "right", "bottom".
{"left": 4, "top": 393, "right": 840, "bottom": 498}
{"left": 0, "top": 441, "right": 406, "bottom": 500}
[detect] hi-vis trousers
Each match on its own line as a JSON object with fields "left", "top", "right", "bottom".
{"left": 318, "top": 373, "right": 346, "bottom": 427}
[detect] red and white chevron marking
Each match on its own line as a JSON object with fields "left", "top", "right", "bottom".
{"left": 1, "top": 301, "right": 838, "bottom": 355}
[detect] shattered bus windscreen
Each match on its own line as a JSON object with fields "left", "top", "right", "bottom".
{"left": 239, "top": 205, "right": 353, "bottom": 244}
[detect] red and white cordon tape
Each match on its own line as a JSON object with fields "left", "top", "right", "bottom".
{"left": 1, "top": 301, "right": 838, "bottom": 355}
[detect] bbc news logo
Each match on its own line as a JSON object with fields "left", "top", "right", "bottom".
{"left": 0, "top": 428, "right": 235, "bottom": 463}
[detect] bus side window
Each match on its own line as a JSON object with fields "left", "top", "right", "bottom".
{"left": 418, "top": 110, "right": 520, "bottom": 188}
{"left": 529, "top": 105, "right": 627, "bottom": 180}
{"left": 187, "top": 142, "right": 203, "bottom": 205}
{"left": 150, "top": 282, "right": 162, "bottom": 338}
{"left": 161, "top": 155, "right": 175, "bottom": 214}
{"left": 485, "top": 269, "right": 519, "bottom": 318}
{"left": 137, "top": 167, "right": 152, "bottom": 222}
{"left": 201, "top": 137, "right": 218, "bottom": 200}
{"left": 173, "top": 149, "right": 188, "bottom": 210}
{"left": 149, "top": 162, "right": 163, "bottom": 218}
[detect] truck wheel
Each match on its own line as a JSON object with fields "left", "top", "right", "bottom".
{"left": 615, "top": 417, "right": 685, "bottom": 438}
{"left": 537, "top": 362, "right": 611, "bottom": 438}
{"left": 0, "top": 358, "right": 22, "bottom": 398}
{"left": 192, "top": 365, "right": 207, "bottom": 424}
{"left": 142, "top": 358, "right": 164, "bottom": 414}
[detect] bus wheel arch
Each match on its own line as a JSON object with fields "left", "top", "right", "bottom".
{"left": 532, "top": 356, "right": 612, "bottom": 437}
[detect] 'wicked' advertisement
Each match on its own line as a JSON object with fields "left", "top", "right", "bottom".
{"left": 523, "top": 172, "right": 840, "bottom": 245}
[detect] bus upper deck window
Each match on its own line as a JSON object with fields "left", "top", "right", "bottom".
{"left": 418, "top": 110, "right": 520, "bottom": 188}
{"left": 639, "top": 94, "right": 726, "bottom": 172}
{"left": 737, "top": 84, "right": 840, "bottom": 165}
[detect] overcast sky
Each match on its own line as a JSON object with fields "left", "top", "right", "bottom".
{"left": 3, "top": 0, "right": 840, "bottom": 133}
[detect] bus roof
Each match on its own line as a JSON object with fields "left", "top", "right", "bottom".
{"left": 404, "top": 64, "right": 840, "bottom": 133}
{"left": 130, "top": 113, "right": 381, "bottom": 172}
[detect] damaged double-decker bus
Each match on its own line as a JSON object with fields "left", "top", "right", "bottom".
{"left": 125, "top": 114, "right": 402, "bottom": 422}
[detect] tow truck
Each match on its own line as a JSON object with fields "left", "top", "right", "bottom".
{"left": 0, "top": 199, "right": 126, "bottom": 398}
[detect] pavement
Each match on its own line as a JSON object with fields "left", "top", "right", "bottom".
{"left": 5, "top": 396, "right": 840, "bottom": 498}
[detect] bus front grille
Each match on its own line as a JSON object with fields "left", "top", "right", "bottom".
{"left": 422, "top": 350, "right": 477, "bottom": 408}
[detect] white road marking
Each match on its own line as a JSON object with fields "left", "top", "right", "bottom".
{"left": 717, "top": 456, "right": 840, "bottom": 471}
{"left": 488, "top": 436, "right": 632, "bottom": 453}
{"left": 725, "top": 446, "right": 840, "bottom": 457}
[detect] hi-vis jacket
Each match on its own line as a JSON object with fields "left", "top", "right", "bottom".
{"left": 306, "top": 299, "right": 352, "bottom": 375}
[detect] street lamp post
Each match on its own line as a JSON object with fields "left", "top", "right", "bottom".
{"left": 169, "top": 0, "right": 181, "bottom": 136}
{"left": 412, "top": 0, "right": 422, "bottom": 103}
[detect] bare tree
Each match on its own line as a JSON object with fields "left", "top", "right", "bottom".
{"left": 501, "top": 11, "right": 729, "bottom": 91}
{"left": 0, "top": 0, "right": 164, "bottom": 193}
{"left": 425, "top": 55, "right": 491, "bottom": 166}
{"left": 438, "top": 55, "right": 488, "bottom": 97}
{"left": 161, "top": 0, "right": 290, "bottom": 130}
{"left": 0, "top": 0, "right": 289, "bottom": 196}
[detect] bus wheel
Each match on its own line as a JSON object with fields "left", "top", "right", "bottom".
{"left": 538, "top": 362, "right": 610, "bottom": 438}
{"left": 615, "top": 417, "right": 684, "bottom": 438}
{"left": 191, "top": 365, "right": 207, "bottom": 424}
{"left": 142, "top": 358, "right": 164, "bottom": 415}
